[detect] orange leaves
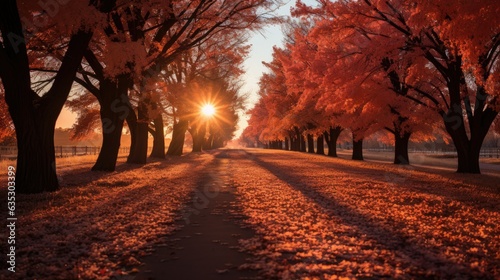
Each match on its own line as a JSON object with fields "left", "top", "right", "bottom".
{"left": 233, "top": 149, "right": 500, "bottom": 278}
{"left": 10, "top": 152, "right": 214, "bottom": 279}
{"left": 246, "top": 0, "right": 498, "bottom": 155}
{"left": 0, "top": 87, "right": 15, "bottom": 143}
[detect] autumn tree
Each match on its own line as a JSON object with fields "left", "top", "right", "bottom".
{"left": 197, "top": 80, "right": 244, "bottom": 150}
{"left": 163, "top": 33, "right": 248, "bottom": 156}
{"left": 0, "top": 0, "right": 103, "bottom": 193}
{"left": 296, "top": 0, "right": 500, "bottom": 173}
{"left": 125, "top": 0, "right": 280, "bottom": 164}
{"left": 242, "top": 99, "right": 269, "bottom": 148}
{"left": 72, "top": 1, "right": 171, "bottom": 170}
{"left": 281, "top": 22, "right": 345, "bottom": 157}
{"left": 256, "top": 47, "right": 302, "bottom": 150}
{"left": 68, "top": 0, "right": 279, "bottom": 169}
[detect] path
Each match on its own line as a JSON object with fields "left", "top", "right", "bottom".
{"left": 135, "top": 150, "right": 258, "bottom": 280}
{"left": 135, "top": 148, "right": 499, "bottom": 279}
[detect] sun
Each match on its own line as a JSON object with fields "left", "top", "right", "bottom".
{"left": 201, "top": 104, "right": 216, "bottom": 117}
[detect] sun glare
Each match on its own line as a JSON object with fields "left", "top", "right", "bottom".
{"left": 201, "top": 104, "right": 216, "bottom": 117}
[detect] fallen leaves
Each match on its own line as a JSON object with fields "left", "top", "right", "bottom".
{"left": 1, "top": 149, "right": 498, "bottom": 279}
{"left": 232, "top": 149, "right": 500, "bottom": 279}
{"left": 0, "top": 154, "right": 213, "bottom": 279}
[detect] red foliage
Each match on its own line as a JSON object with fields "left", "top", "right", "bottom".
{"left": 0, "top": 86, "right": 15, "bottom": 144}
{"left": 247, "top": 0, "right": 499, "bottom": 169}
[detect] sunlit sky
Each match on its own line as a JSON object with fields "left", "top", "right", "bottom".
{"left": 56, "top": 0, "right": 317, "bottom": 139}
{"left": 235, "top": 0, "right": 317, "bottom": 138}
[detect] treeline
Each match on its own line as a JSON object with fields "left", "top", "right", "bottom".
{"left": 0, "top": 0, "right": 281, "bottom": 193}
{"left": 242, "top": 0, "right": 500, "bottom": 174}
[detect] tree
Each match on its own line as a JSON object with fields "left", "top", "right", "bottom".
{"left": 255, "top": 48, "right": 300, "bottom": 149}
{"left": 0, "top": 0, "right": 97, "bottom": 193}
{"left": 70, "top": 2, "right": 156, "bottom": 170}
{"left": 22, "top": 2, "right": 141, "bottom": 172}
{"left": 189, "top": 80, "right": 244, "bottom": 152}
{"left": 281, "top": 23, "right": 345, "bottom": 157}
{"left": 242, "top": 99, "right": 269, "bottom": 148}
{"left": 126, "top": 0, "right": 280, "bottom": 163}
{"left": 164, "top": 33, "right": 248, "bottom": 155}
{"left": 68, "top": 0, "right": 278, "bottom": 168}
{"left": 296, "top": 0, "right": 500, "bottom": 173}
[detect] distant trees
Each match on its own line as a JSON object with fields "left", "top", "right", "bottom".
{"left": 241, "top": 99, "right": 269, "bottom": 148}
{"left": 244, "top": 0, "right": 499, "bottom": 173}
{"left": 164, "top": 33, "right": 248, "bottom": 156}
{"left": 196, "top": 79, "right": 243, "bottom": 150}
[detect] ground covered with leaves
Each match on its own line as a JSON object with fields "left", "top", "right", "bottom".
{"left": 0, "top": 153, "right": 213, "bottom": 279}
{"left": 232, "top": 149, "right": 500, "bottom": 279}
{"left": 0, "top": 149, "right": 498, "bottom": 279}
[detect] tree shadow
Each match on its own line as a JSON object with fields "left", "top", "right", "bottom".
{"left": 12, "top": 154, "right": 210, "bottom": 216}
{"left": 252, "top": 150, "right": 500, "bottom": 212}
{"left": 248, "top": 151, "right": 490, "bottom": 278}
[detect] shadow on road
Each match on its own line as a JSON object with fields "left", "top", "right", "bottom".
{"left": 245, "top": 149, "right": 489, "bottom": 278}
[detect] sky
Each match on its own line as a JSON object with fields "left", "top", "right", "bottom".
{"left": 234, "top": 0, "right": 316, "bottom": 138}
{"left": 56, "top": 0, "right": 317, "bottom": 139}
{"left": 234, "top": 28, "right": 287, "bottom": 137}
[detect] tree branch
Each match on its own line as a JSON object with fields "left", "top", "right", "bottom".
{"left": 74, "top": 76, "right": 100, "bottom": 97}
{"left": 41, "top": 29, "right": 93, "bottom": 122}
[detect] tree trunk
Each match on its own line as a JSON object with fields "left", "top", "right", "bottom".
{"left": 284, "top": 137, "right": 289, "bottom": 150}
{"left": 92, "top": 77, "right": 131, "bottom": 171}
{"left": 300, "top": 134, "right": 307, "bottom": 152}
{"left": 15, "top": 119, "right": 59, "bottom": 193}
{"left": 292, "top": 127, "right": 302, "bottom": 151}
{"left": 316, "top": 134, "right": 324, "bottom": 155}
{"left": 394, "top": 131, "right": 411, "bottom": 165}
{"left": 324, "top": 126, "right": 342, "bottom": 157}
{"left": 442, "top": 85, "right": 497, "bottom": 173}
{"left": 126, "top": 107, "right": 138, "bottom": 162}
{"left": 167, "top": 118, "right": 188, "bottom": 156}
{"left": 307, "top": 134, "right": 315, "bottom": 153}
{"left": 128, "top": 99, "right": 149, "bottom": 164}
{"left": 204, "top": 133, "right": 215, "bottom": 150}
{"left": 446, "top": 121, "right": 486, "bottom": 174}
{"left": 190, "top": 124, "right": 205, "bottom": 153}
{"left": 352, "top": 136, "right": 364, "bottom": 160}
{"left": 291, "top": 136, "right": 298, "bottom": 151}
{"left": 92, "top": 119, "right": 124, "bottom": 171}
{"left": 454, "top": 139, "right": 479, "bottom": 174}
{"left": 150, "top": 114, "right": 165, "bottom": 158}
